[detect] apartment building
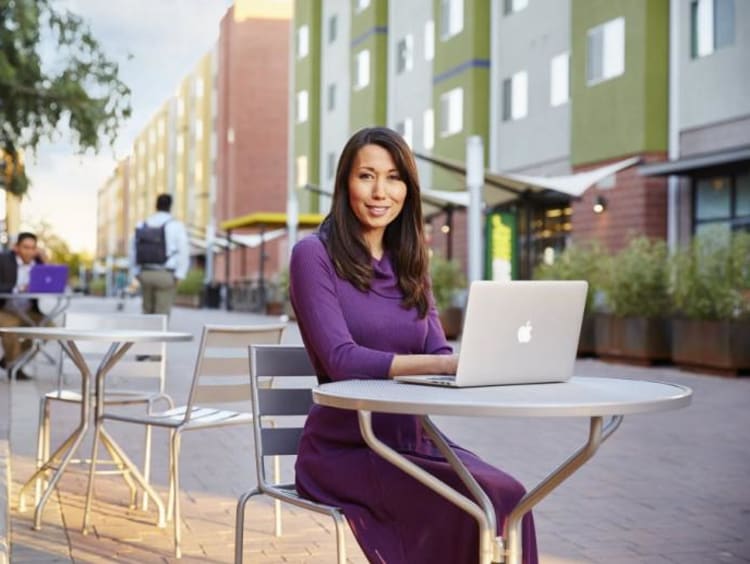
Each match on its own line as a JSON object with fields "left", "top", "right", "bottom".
{"left": 293, "top": 0, "right": 746, "bottom": 279}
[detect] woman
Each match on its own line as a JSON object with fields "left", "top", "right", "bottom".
{"left": 290, "top": 127, "right": 537, "bottom": 563}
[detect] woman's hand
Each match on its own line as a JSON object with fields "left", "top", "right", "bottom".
{"left": 388, "top": 353, "right": 458, "bottom": 378}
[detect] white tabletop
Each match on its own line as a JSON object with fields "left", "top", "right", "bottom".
{"left": 0, "top": 326, "right": 193, "bottom": 343}
{"left": 313, "top": 377, "right": 692, "bottom": 418}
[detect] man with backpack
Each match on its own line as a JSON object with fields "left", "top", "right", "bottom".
{"left": 130, "top": 193, "right": 189, "bottom": 315}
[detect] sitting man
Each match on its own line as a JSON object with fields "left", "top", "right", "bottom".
{"left": 0, "top": 232, "right": 45, "bottom": 380}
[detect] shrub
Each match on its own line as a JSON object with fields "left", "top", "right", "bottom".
{"left": 429, "top": 256, "right": 466, "bottom": 312}
{"left": 672, "top": 229, "right": 750, "bottom": 320}
{"left": 177, "top": 269, "right": 205, "bottom": 296}
{"left": 533, "top": 241, "right": 605, "bottom": 312}
{"left": 601, "top": 236, "right": 670, "bottom": 318}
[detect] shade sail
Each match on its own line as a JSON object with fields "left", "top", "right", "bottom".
{"left": 220, "top": 211, "right": 325, "bottom": 232}
{"left": 190, "top": 229, "right": 286, "bottom": 251}
{"left": 415, "top": 152, "right": 641, "bottom": 208}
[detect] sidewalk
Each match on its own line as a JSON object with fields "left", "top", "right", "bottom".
{"left": 2, "top": 296, "right": 750, "bottom": 563}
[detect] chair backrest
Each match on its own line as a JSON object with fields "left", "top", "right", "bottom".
{"left": 57, "top": 312, "right": 168, "bottom": 392}
{"left": 249, "top": 344, "right": 317, "bottom": 487}
{"left": 184, "top": 324, "right": 287, "bottom": 418}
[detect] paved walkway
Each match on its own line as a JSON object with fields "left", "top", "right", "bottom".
{"left": 2, "top": 296, "right": 749, "bottom": 563}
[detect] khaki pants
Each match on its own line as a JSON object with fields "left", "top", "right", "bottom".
{"left": 0, "top": 309, "right": 45, "bottom": 363}
{"left": 138, "top": 270, "right": 177, "bottom": 315}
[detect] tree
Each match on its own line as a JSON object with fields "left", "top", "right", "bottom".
{"left": 0, "top": 0, "right": 131, "bottom": 195}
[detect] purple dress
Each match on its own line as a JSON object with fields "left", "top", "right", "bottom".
{"left": 290, "top": 235, "right": 538, "bottom": 564}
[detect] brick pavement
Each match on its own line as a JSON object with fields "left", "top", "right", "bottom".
{"left": 2, "top": 296, "right": 750, "bottom": 563}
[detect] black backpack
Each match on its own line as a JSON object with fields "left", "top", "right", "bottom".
{"left": 134, "top": 220, "right": 171, "bottom": 265}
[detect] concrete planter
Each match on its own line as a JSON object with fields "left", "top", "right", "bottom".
{"left": 594, "top": 314, "right": 671, "bottom": 363}
{"left": 174, "top": 294, "right": 201, "bottom": 308}
{"left": 439, "top": 307, "right": 463, "bottom": 340}
{"left": 672, "top": 319, "right": 750, "bottom": 375}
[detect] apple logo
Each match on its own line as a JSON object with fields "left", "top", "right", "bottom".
{"left": 517, "top": 321, "right": 532, "bottom": 344}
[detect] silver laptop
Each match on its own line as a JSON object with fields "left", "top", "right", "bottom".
{"left": 395, "top": 280, "right": 588, "bottom": 387}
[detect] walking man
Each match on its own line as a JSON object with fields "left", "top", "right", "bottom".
{"left": 131, "top": 194, "right": 190, "bottom": 315}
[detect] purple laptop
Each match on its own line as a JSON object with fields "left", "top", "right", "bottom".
{"left": 28, "top": 265, "right": 69, "bottom": 293}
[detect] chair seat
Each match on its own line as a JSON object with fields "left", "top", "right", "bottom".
{"left": 44, "top": 389, "right": 166, "bottom": 405}
{"left": 103, "top": 405, "right": 253, "bottom": 429}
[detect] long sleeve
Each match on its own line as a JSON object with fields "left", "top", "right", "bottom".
{"left": 171, "top": 221, "right": 190, "bottom": 280}
{"left": 424, "top": 294, "right": 453, "bottom": 355}
{"left": 290, "top": 237, "right": 394, "bottom": 381}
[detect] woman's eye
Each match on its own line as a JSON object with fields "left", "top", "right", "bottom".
{"left": 388, "top": 175, "right": 401, "bottom": 181}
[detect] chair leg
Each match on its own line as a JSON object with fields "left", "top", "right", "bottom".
{"left": 171, "top": 430, "right": 182, "bottom": 558}
{"left": 141, "top": 398, "right": 155, "bottom": 512}
{"left": 33, "top": 397, "right": 49, "bottom": 507}
{"left": 273, "top": 455, "right": 282, "bottom": 537}
{"left": 332, "top": 511, "right": 348, "bottom": 564}
{"left": 234, "top": 488, "right": 261, "bottom": 564}
{"left": 167, "top": 430, "right": 175, "bottom": 522}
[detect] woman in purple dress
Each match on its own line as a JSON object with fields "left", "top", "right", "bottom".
{"left": 290, "top": 127, "right": 538, "bottom": 564}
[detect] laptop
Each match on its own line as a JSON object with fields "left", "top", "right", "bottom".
{"left": 28, "top": 264, "right": 69, "bottom": 293}
{"left": 395, "top": 280, "right": 588, "bottom": 387}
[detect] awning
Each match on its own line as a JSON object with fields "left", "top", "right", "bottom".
{"left": 220, "top": 211, "right": 325, "bottom": 232}
{"left": 189, "top": 229, "right": 286, "bottom": 251}
{"left": 415, "top": 152, "right": 641, "bottom": 208}
{"left": 639, "top": 146, "right": 750, "bottom": 177}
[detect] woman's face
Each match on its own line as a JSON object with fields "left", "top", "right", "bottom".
{"left": 347, "top": 144, "right": 407, "bottom": 247}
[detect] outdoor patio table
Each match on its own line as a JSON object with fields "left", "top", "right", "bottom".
{"left": 313, "top": 376, "right": 692, "bottom": 564}
{"left": 0, "top": 291, "right": 78, "bottom": 378}
{"left": 0, "top": 326, "right": 193, "bottom": 531}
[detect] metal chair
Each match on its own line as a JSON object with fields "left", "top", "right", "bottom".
{"left": 33, "top": 312, "right": 170, "bottom": 509}
{"left": 98, "top": 323, "right": 286, "bottom": 558}
{"left": 234, "top": 344, "right": 347, "bottom": 564}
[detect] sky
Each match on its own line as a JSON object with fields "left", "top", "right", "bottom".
{"left": 20, "top": 0, "right": 234, "bottom": 253}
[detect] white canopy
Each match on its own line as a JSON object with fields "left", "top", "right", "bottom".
{"left": 189, "top": 228, "right": 286, "bottom": 252}
{"left": 416, "top": 154, "right": 640, "bottom": 209}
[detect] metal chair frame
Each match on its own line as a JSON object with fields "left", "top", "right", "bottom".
{"left": 234, "top": 344, "right": 347, "bottom": 564}
{"left": 97, "top": 323, "right": 286, "bottom": 558}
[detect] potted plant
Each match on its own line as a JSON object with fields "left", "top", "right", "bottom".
{"left": 595, "top": 236, "right": 671, "bottom": 363}
{"left": 175, "top": 268, "right": 204, "bottom": 308}
{"left": 430, "top": 256, "right": 467, "bottom": 339}
{"left": 262, "top": 267, "right": 287, "bottom": 317}
{"left": 534, "top": 242, "right": 605, "bottom": 356}
{"left": 671, "top": 229, "right": 750, "bottom": 374}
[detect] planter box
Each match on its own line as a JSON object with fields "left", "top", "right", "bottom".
{"left": 174, "top": 294, "right": 201, "bottom": 308}
{"left": 672, "top": 319, "right": 750, "bottom": 374}
{"left": 439, "top": 307, "right": 463, "bottom": 340}
{"left": 594, "top": 314, "right": 671, "bottom": 363}
{"left": 577, "top": 314, "right": 596, "bottom": 356}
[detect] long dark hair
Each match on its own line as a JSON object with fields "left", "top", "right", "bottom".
{"left": 321, "top": 127, "right": 430, "bottom": 317}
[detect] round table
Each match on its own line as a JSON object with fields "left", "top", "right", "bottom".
{"left": 314, "top": 377, "right": 692, "bottom": 564}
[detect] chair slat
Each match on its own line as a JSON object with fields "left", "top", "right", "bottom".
{"left": 193, "top": 384, "right": 251, "bottom": 404}
{"left": 260, "top": 428, "right": 304, "bottom": 456}
{"left": 253, "top": 346, "right": 315, "bottom": 378}
{"left": 199, "top": 356, "right": 250, "bottom": 376}
{"left": 257, "top": 388, "right": 313, "bottom": 416}
{"left": 205, "top": 327, "right": 284, "bottom": 348}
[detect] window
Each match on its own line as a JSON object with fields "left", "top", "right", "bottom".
{"left": 297, "top": 25, "right": 309, "bottom": 59}
{"left": 355, "top": 49, "right": 370, "bottom": 89}
{"left": 296, "top": 90, "right": 308, "bottom": 123}
{"left": 296, "top": 155, "right": 308, "bottom": 187}
{"left": 328, "top": 14, "right": 337, "bottom": 44}
{"left": 327, "top": 83, "right": 336, "bottom": 112}
{"left": 195, "top": 77, "right": 204, "bottom": 98}
{"left": 691, "top": 0, "right": 735, "bottom": 58}
{"left": 396, "top": 118, "right": 413, "bottom": 148}
{"left": 355, "top": 0, "right": 370, "bottom": 12}
{"left": 440, "top": 0, "right": 463, "bottom": 39}
{"left": 502, "top": 70, "right": 528, "bottom": 121}
{"left": 424, "top": 20, "right": 435, "bottom": 61}
{"left": 397, "top": 35, "right": 414, "bottom": 74}
{"left": 694, "top": 170, "right": 750, "bottom": 233}
{"left": 503, "top": 0, "right": 528, "bottom": 15}
{"left": 440, "top": 88, "right": 463, "bottom": 136}
{"left": 423, "top": 108, "right": 434, "bottom": 150}
{"left": 550, "top": 52, "right": 569, "bottom": 107}
{"left": 587, "top": 17, "right": 625, "bottom": 85}
{"left": 195, "top": 119, "right": 203, "bottom": 141}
